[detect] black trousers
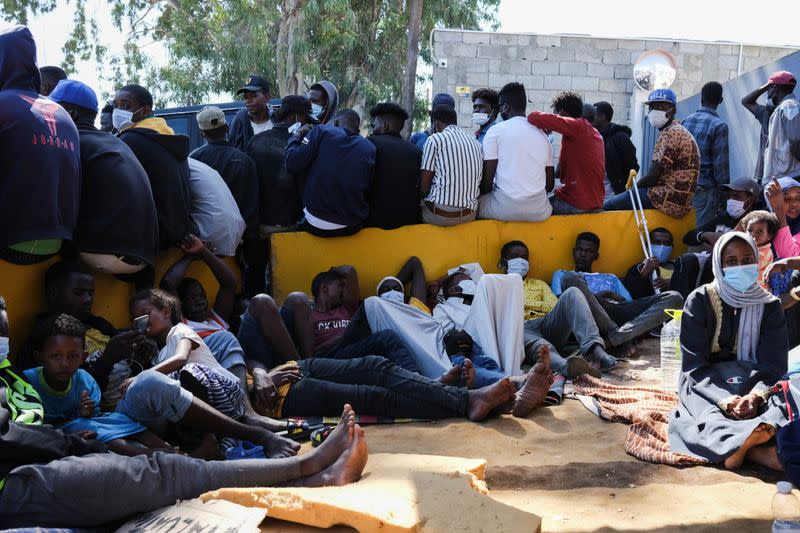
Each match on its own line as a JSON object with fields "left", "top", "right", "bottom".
{"left": 282, "top": 356, "right": 467, "bottom": 418}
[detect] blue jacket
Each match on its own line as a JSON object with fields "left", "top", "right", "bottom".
{"left": 0, "top": 26, "right": 81, "bottom": 249}
{"left": 285, "top": 125, "right": 375, "bottom": 227}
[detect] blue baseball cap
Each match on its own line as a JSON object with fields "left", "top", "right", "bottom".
{"left": 432, "top": 93, "right": 455, "bottom": 108}
{"left": 49, "top": 79, "right": 99, "bottom": 112}
{"left": 645, "top": 88, "right": 677, "bottom": 106}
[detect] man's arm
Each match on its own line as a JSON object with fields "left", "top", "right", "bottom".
{"left": 419, "top": 139, "right": 436, "bottom": 198}
{"left": 332, "top": 265, "right": 360, "bottom": 315}
{"left": 481, "top": 160, "right": 498, "bottom": 194}
{"left": 741, "top": 84, "right": 770, "bottom": 115}
{"left": 527, "top": 112, "right": 578, "bottom": 138}
{"left": 545, "top": 166, "right": 555, "bottom": 192}
{"left": 712, "top": 122, "right": 730, "bottom": 187}
{"left": 636, "top": 161, "right": 664, "bottom": 188}
{"left": 396, "top": 256, "right": 427, "bottom": 302}
{"left": 284, "top": 125, "right": 322, "bottom": 175}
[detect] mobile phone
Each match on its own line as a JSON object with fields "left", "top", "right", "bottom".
{"left": 134, "top": 315, "right": 149, "bottom": 333}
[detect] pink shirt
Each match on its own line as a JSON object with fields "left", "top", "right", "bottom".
{"left": 758, "top": 244, "right": 774, "bottom": 290}
{"left": 773, "top": 226, "right": 800, "bottom": 259}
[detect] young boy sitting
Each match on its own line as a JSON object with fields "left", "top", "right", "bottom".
{"left": 740, "top": 210, "right": 780, "bottom": 290}
{"left": 23, "top": 314, "right": 179, "bottom": 456}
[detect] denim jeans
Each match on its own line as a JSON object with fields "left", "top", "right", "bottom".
{"left": 116, "top": 369, "right": 193, "bottom": 424}
{"left": 692, "top": 187, "right": 720, "bottom": 228}
{"left": 603, "top": 188, "right": 653, "bottom": 211}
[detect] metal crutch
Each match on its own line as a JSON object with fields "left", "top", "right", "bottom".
{"left": 626, "top": 169, "right": 661, "bottom": 295}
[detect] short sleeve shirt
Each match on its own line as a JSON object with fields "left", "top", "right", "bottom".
{"left": 157, "top": 323, "right": 239, "bottom": 383}
{"left": 483, "top": 117, "right": 551, "bottom": 200}
{"left": 420, "top": 126, "right": 483, "bottom": 209}
{"left": 648, "top": 122, "right": 700, "bottom": 218}
{"left": 310, "top": 306, "right": 353, "bottom": 352}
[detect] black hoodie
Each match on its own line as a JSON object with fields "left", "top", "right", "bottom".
{"left": 600, "top": 123, "right": 639, "bottom": 195}
{"left": 0, "top": 26, "right": 81, "bottom": 249}
{"left": 119, "top": 120, "right": 197, "bottom": 247}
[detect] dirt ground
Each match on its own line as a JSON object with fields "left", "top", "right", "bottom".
{"left": 262, "top": 338, "right": 784, "bottom": 532}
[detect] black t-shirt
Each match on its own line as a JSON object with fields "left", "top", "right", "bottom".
{"left": 247, "top": 125, "right": 303, "bottom": 227}
{"left": 365, "top": 133, "right": 422, "bottom": 229}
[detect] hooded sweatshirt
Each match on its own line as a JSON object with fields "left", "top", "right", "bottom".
{"left": 601, "top": 123, "right": 639, "bottom": 195}
{"left": 0, "top": 26, "right": 81, "bottom": 249}
{"left": 119, "top": 116, "right": 198, "bottom": 247}
{"left": 310, "top": 81, "right": 339, "bottom": 125}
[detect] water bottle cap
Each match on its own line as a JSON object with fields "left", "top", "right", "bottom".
{"left": 778, "top": 481, "right": 794, "bottom": 494}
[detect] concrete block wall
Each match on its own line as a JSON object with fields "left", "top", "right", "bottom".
{"left": 433, "top": 31, "right": 794, "bottom": 130}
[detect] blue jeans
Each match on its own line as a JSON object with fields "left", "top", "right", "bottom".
{"left": 692, "top": 187, "right": 720, "bottom": 228}
{"left": 116, "top": 370, "right": 194, "bottom": 424}
{"left": 450, "top": 354, "right": 504, "bottom": 388}
{"left": 550, "top": 196, "right": 596, "bottom": 215}
{"left": 603, "top": 188, "right": 653, "bottom": 211}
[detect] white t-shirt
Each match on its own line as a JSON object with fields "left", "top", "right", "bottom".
{"left": 251, "top": 120, "right": 273, "bottom": 135}
{"left": 157, "top": 323, "right": 239, "bottom": 383}
{"left": 187, "top": 159, "right": 245, "bottom": 256}
{"left": 482, "top": 116, "right": 552, "bottom": 200}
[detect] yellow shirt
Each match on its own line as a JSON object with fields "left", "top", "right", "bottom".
{"left": 408, "top": 296, "right": 432, "bottom": 315}
{"left": 523, "top": 278, "right": 558, "bottom": 320}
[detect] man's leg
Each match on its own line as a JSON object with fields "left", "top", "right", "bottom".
{"left": 692, "top": 188, "right": 718, "bottom": 229}
{"left": 602, "top": 291, "right": 684, "bottom": 346}
{"left": 551, "top": 197, "right": 588, "bottom": 215}
{"left": 279, "top": 291, "right": 315, "bottom": 358}
{"left": 245, "top": 293, "right": 299, "bottom": 363}
{"left": 325, "top": 329, "right": 422, "bottom": 374}
{"left": 239, "top": 237, "right": 267, "bottom": 297}
{"left": 421, "top": 204, "right": 462, "bottom": 227}
{"left": 523, "top": 319, "right": 569, "bottom": 376}
{"left": 670, "top": 253, "right": 701, "bottom": 299}
{"left": 559, "top": 273, "right": 619, "bottom": 336}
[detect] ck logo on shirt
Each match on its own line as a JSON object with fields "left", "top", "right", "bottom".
{"left": 19, "top": 95, "right": 76, "bottom": 151}
{"left": 315, "top": 319, "right": 351, "bottom": 331}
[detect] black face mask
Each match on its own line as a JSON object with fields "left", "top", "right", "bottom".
{"left": 499, "top": 103, "right": 510, "bottom": 121}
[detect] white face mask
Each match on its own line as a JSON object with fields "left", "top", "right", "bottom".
{"left": 310, "top": 103, "right": 324, "bottom": 119}
{"left": 0, "top": 336, "right": 8, "bottom": 362}
{"left": 506, "top": 258, "right": 529, "bottom": 277}
{"left": 457, "top": 279, "right": 477, "bottom": 296}
{"left": 472, "top": 112, "right": 490, "bottom": 126}
{"left": 380, "top": 290, "right": 405, "bottom": 304}
{"left": 647, "top": 109, "right": 670, "bottom": 129}
{"left": 112, "top": 107, "right": 142, "bottom": 131}
{"left": 288, "top": 121, "right": 302, "bottom": 135}
{"left": 726, "top": 198, "right": 747, "bottom": 218}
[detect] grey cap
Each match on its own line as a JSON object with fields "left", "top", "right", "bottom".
{"left": 196, "top": 106, "right": 227, "bottom": 131}
{"left": 719, "top": 177, "right": 760, "bottom": 196}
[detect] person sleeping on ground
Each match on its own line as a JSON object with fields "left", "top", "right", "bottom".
{"left": 669, "top": 231, "right": 788, "bottom": 470}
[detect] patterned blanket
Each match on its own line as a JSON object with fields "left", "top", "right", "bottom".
{"left": 571, "top": 375, "right": 706, "bottom": 466}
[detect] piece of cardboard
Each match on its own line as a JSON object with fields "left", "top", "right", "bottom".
{"left": 117, "top": 497, "right": 267, "bottom": 532}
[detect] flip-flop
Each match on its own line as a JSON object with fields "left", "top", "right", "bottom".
{"left": 310, "top": 426, "right": 333, "bottom": 448}
{"left": 277, "top": 420, "right": 314, "bottom": 442}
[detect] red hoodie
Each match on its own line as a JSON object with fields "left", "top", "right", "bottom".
{"left": 528, "top": 112, "right": 605, "bottom": 210}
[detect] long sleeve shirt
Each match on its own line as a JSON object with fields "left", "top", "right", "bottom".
{"left": 681, "top": 107, "right": 730, "bottom": 189}
{"left": 764, "top": 94, "right": 800, "bottom": 182}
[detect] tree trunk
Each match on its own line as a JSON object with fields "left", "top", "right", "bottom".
{"left": 276, "top": 0, "right": 308, "bottom": 97}
{"left": 400, "top": 0, "right": 423, "bottom": 138}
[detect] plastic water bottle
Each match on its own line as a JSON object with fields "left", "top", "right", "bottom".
{"left": 773, "top": 481, "right": 800, "bottom": 531}
{"left": 660, "top": 309, "right": 683, "bottom": 392}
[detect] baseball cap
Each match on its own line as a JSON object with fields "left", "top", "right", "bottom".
{"left": 237, "top": 75, "right": 270, "bottom": 95}
{"left": 432, "top": 93, "right": 455, "bottom": 108}
{"left": 195, "top": 106, "right": 227, "bottom": 131}
{"left": 49, "top": 79, "right": 98, "bottom": 112}
{"left": 645, "top": 88, "right": 677, "bottom": 106}
{"left": 769, "top": 71, "right": 797, "bottom": 86}
{"left": 719, "top": 177, "right": 760, "bottom": 196}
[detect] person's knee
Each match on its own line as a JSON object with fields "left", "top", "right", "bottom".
{"left": 247, "top": 293, "right": 279, "bottom": 320}
{"left": 361, "top": 355, "right": 392, "bottom": 369}
{"left": 561, "top": 273, "right": 586, "bottom": 291}
{"left": 559, "top": 286, "right": 583, "bottom": 304}
{"left": 283, "top": 292, "right": 312, "bottom": 315}
{"left": 661, "top": 291, "right": 684, "bottom": 309}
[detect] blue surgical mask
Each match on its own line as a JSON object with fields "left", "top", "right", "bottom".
{"left": 723, "top": 264, "right": 759, "bottom": 293}
{"left": 457, "top": 279, "right": 477, "bottom": 296}
{"left": 380, "top": 290, "right": 404, "bottom": 304}
{"left": 288, "top": 122, "right": 302, "bottom": 135}
{"left": 505, "top": 258, "right": 529, "bottom": 277}
{"left": 310, "top": 103, "right": 324, "bottom": 119}
{"left": 651, "top": 244, "right": 672, "bottom": 263}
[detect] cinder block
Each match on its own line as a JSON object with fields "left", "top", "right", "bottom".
{"left": 489, "top": 59, "right": 502, "bottom": 73}
{"left": 587, "top": 63, "right": 614, "bottom": 78}
{"left": 617, "top": 39, "right": 646, "bottom": 51}
{"left": 504, "top": 47, "right": 519, "bottom": 60}
{"left": 572, "top": 77, "right": 599, "bottom": 91}
{"left": 679, "top": 41, "right": 707, "bottom": 55}
{"left": 575, "top": 47, "right": 604, "bottom": 63}
{"left": 454, "top": 44, "right": 478, "bottom": 58}
{"left": 544, "top": 75, "right": 572, "bottom": 90}
{"left": 518, "top": 34, "right": 533, "bottom": 46}
{"left": 599, "top": 78, "right": 626, "bottom": 92}
{"left": 476, "top": 45, "right": 502, "bottom": 59}
{"left": 603, "top": 49, "right": 632, "bottom": 65}
{"left": 462, "top": 32, "right": 490, "bottom": 45}
{"left": 717, "top": 44, "right": 735, "bottom": 55}
{"left": 547, "top": 47, "right": 575, "bottom": 61}
{"left": 560, "top": 61, "right": 588, "bottom": 76}
{"left": 645, "top": 40, "right": 675, "bottom": 52}
{"left": 519, "top": 46, "right": 548, "bottom": 61}
{"left": 718, "top": 54, "right": 739, "bottom": 70}
{"left": 434, "top": 30, "right": 463, "bottom": 43}
{"left": 592, "top": 39, "right": 620, "bottom": 50}
{"left": 533, "top": 60, "right": 561, "bottom": 75}
{"left": 561, "top": 37, "right": 595, "bottom": 49}
{"left": 537, "top": 35, "right": 562, "bottom": 47}
{"left": 466, "top": 59, "right": 489, "bottom": 73}
{"left": 614, "top": 65, "right": 632, "bottom": 79}
{"left": 501, "top": 59, "right": 532, "bottom": 75}
{"left": 528, "top": 75, "right": 545, "bottom": 90}
{"left": 491, "top": 73, "right": 518, "bottom": 87}
{"left": 491, "top": 33, "right": 519, "bottom": 46}
{"left": 465, "top": 72, "right": 489, "bottom": 86}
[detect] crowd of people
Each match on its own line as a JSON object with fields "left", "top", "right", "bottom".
{"left": 5, "top": 21, "right": 800, "bottom": 528}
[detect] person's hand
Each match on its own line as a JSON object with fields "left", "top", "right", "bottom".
{"left": 597, "top": 291, "right": 626, "bottom": 303}
{"left": 132, "top": 338, "right": 157, "bottom": 365}
{"left": 640, "top": 257, "right": 660, "bottom": 278}
{"left": 731, "top": 393, "right": 763, "bottom": 420}
{"left": 766, "top": 177, "right": 786, "bottom": 222}
{"left": 295, "top": 123, "right": 314, "bottom": 138}
{"left": 764, "top": 258, "right": 793, "bottom": 283}
{"left": 252, "top": 369, "right": 278, "bottom": 411}
{"left": 119, "top": 377, "right": 135, "bottom": 397}
{"left": 270, "top": 363, "right": 302, "bottom": 387}
{"left": 76, "top": 430, "right": 97, "bottom": 440}
{"left": 652, "top": 278, "right": 670, "bottom": 291}
{"left": 78, "top": 390, "right": 95, "bottom": 418}
{"left": 701, "top": 232, "right": 723, "bottom": 247}
{"left": 179, "top": 234, "right": 205, "bottom": 256}
{"left": 104, "top": 330, "right": 147, "bottom": 363}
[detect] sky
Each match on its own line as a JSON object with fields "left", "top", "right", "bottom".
{"left": 6, "top": 0, "right": 800, "bottom": 103}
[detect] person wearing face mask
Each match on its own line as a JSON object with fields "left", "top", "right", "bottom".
{"left": 0, "top": 26, "right": 80, "bottom": 265}
{"left": 364, "top": 102, "right": 422, "bottom": 229}
{"left": 741, "top": 80, "right": 777, "bottom": 181}
{"left": 228, "top": 75, "right": 273, "bottom": 151}
{"left": 408, "top": 93, "right": 455, "bottom": 150}
{"left": 683, "top": 177, "right": 759, "bottom": 250}
{"left": 622, "top": 228, "right": 677, "bottom": 299}
{"left": 477, "top": 82, "right": 554, "bottom": 223}
{"left": 48, "top": 80, "right": 158, "bottom": 277}
{"left": 762, "top": 71, "right": 800, "bottom": 184}
{"left": 307, "top": 80, "right": 339, "bottom": 126}
{"left": 471, "top": 88, "right": 499, "bottom": 144}
{"left": 115, "top": 83, "right": 197, "bottom": 249}
{"left": 605, "top": 89, "right": 700, "bottom": 219}
{"left": 669, "top": 232, "right": 787, "bottom": 471}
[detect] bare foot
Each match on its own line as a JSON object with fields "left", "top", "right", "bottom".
{"left": 724, "top": 424, "right": 776, "bottom": 470}
{"left": 299, "top": 424, "right": 368, "bottom": 487}
{"left": 466, "top": 378, "right": 516, "bottom": 421}
{"left": 253, "top": 428, "right": 301, "bottom": 459}
{"left": 440, "top": 365, "right": 463, "bottom": 386}
{"left": 241, "top": 412, "right": 288, "bottom": 433}
{"left": 610, "top": 341, "right": 637, "bottom": 359}
{"left": 512, "top": 354, "right": 553, "bottom": 418}
{"left": 747, "top": 445, "right": 784, "bottom": 471}
{"left": 299, "top": 404, "right": 355, "bottom": 477}
{"left": 461, "top": 359, "right": 476, "bottom": 388}
{"left": 188, "top": 433, "right": 218, "bottom": 460}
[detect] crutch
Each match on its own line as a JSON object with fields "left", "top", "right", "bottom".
{"left": 626, "top": 169, "right": 661, "bottom": 294}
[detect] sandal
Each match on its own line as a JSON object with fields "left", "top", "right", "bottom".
{"left": 310, "top": 426, "right": 333, "bottom": 448}
{"left": 225, "top": 440, "right": 265, "bottom": 460}
{"left": 277, "top": 419, "right": 313, "bottom": 441}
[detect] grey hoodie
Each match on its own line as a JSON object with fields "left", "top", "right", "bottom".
{"left": 311, "top": 80, "right": 339, "bottom": 125}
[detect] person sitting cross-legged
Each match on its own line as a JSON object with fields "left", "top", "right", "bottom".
{"left": 622, "top": 227, "right": 678, "bottom": 300}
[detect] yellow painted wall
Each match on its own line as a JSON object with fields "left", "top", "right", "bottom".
{"left": 0, "top": 250, "right": 237, "bottom": 353}
{"left": 270, "top": 211, "right": 696, "bottom": 303}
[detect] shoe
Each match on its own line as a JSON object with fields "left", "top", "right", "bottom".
{"left": 565, "top": 355, "right": 602, "bottom": 379}
{"left": 224, "top": 440, "right": 265, "bottom": 460}
{"left": 596, "top": 353, "right": 619, "bottom": 372}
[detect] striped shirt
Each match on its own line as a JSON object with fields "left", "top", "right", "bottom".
{"left": 421, "top": 125, "right": 483, "bottom": 209}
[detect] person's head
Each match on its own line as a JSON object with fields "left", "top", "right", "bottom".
{"left": 430, "top": 104, "right": 457, "bottom": 133}
{"left": 649, "top": 227, "right": 674, "bottom": 263}
{"left": 714, "top": 232, "right": 759, "bottom": 294}
{"left": 552, "top": 90, "right": 583, "bottom": 118}
{"left": 431, "top": 93, "right": 456, "bottom": 112}
{"left": 196, "top": 106, "right": 228, "bottom": 141}
{"left": 700, "top": 81, "right": 723, "bottom": 109}
{"left": 573, "top": 232, "right": 600, "bottom": 272}
{"left": 777, "top": 178, "right": 800, "bottom": 220}
{"left": 32, "top": 314, "right": 86, "bottom": 390}
{"left": 275, "top": 95, "right": 314, "bottom": 125}
{"left": 594, "top": 101, "right": 613, "bottom": 130}
{"left": 39, "top": 65, "right": 67, "bottom": 96}
{"left": 100, "top": 102, "right": 114, "bottom": 132}
{"left": 369, "top": 102, "right": 408, "bottom": 135}
{"left": 471, "top": 88, "right": 499, "bottom": 128}
{"left": 237, "top": 75, "right": 270, "bottom": 118}
{"left": 443, "top": 329, "right": 474, "bottom": 357}
{"left": 334, "top": 108, "right": 360, "bottom": 133}
{"left": 442, "top": 272, "right": 475, "bottom": 299}
{"left": 113, "top": 84, "right": 153, "bottom": 131}
{"left": 499, "top": 240, "right": 530, "bottom": 277}
{"left": 130, "top": 289, "right": 182, "bottom": 340}
{"left": 311, "top": 269, "right": 345, "bottom": 308}
{"left": 767, "top": 71, "right": 797, "bottom": 105}
{"left": 497, "top": 82, "right": 527, "bottom": 119}
{"left": 741, "top": 210, "right": 779, "bottom": 247}
{"left": 308, "top": 81, "right": 338, "bottom": 122}
{"left": 175, "top": 277, "right": 209, "bottom": 322}
{"left": 582, "top": 103, "right": 596, "bottom": 126}
{"left": 720, "top": 177, "right": 759, "bottom": 218}
{"left": 376, "top": 276, "right": 405, "bottom": 304}
{"left": 44, "top": 261, "right": 94, "bottom": 321}
{"left": 645, "top": 89, "right": 677, "bottom": 129}
{"left": 49, "top": 79, "right": 99, "bottom": 124}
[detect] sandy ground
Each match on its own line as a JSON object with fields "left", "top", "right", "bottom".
{"left": 261, "top": 338, "right": 784, "bottom": 532}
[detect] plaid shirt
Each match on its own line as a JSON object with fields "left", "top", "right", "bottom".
{"left": 681, "top": 107, "right": 729, "bottom": 189}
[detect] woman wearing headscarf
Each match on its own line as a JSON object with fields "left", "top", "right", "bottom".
{"left": 764, "top": 176, "right": 800, "bottom": 257}
{"left": 669, "top": 232, "right": 788, "bottom": 470}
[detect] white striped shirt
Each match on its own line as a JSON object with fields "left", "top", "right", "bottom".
{"left": 421, "top": 125, "right": 483, "bottom": 209}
